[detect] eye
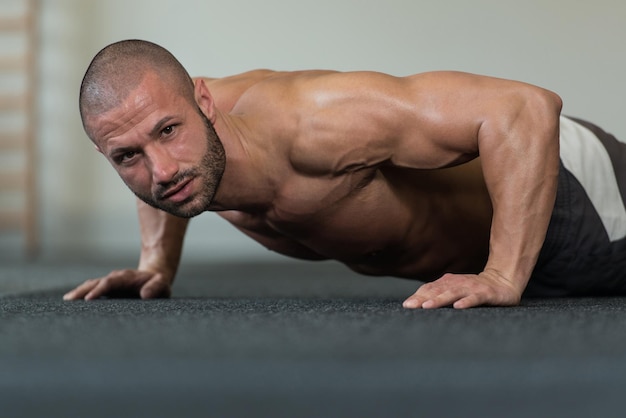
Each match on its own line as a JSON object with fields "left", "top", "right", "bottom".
{"left": 114, "top": 150, "right": 139, "bottom": 165}
{"left": 161, "top": 125, "right": 176, "bottom": 136}
{"left": 122, "top": 151, "right": 137, "bottom": 160}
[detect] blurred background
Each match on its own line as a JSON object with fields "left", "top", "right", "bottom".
{"left": 1, "top": 0, "right": 625, "bottom": 265}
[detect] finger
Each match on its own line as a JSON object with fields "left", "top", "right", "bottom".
{"left": 84, "top": 277, "right": 115, "bottom": 300}
{"left": 421, "top": 289, "right": 464, "bottom": 309}
{"left": 402, "top": 289, "right": 426, "bottom": 309}
{"left": 403, "top": 289, "right": 435, "bottom": 309}
{"left": 403, "top": 281, "right": 448, "bottom": 309}
{"left": 84, "top": 269, "right": 147, "bottom": 300}
{"left": 63, "top": 279, "right": 100, "bottom": 301}
{"left": 452, "top": 293, "right": 484, "bottom": 309}
{"left": 139, "top": 275, "right": 170, "bottom": 299}
{"left": 402, "top": 296, "right": 425, "bottom": 309}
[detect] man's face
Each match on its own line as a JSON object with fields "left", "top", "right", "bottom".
{"left": 86, "top": 73, "right": 225, "bottom": 218}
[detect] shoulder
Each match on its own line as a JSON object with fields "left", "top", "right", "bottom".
{"left": 232, "top": 70, "right": 339, "bottom": 105}
{"left": 280, "top": 71, "right": 412, "bottom": 175}
{"left": 193, "top": 70, "right": 280, "bottom": 112}
{"left": 204, "top": 69, "right": 409, "bottom": 113}
{"left": 194, "top": 69, "right": 277, "bottom": 88}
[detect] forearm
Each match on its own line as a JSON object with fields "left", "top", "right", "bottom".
{"left": 136, "top": 198, "right": 189, "bottom": 282}
{"left": 479, "top": 90, "right": 562, "bottom": 292}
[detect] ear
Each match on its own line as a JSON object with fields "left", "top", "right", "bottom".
{"left": 194, "top": 78, "right": 217, "bottom": 124}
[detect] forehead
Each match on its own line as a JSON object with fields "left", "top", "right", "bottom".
{"left": 86, "top": 72, "right": 190, "bottom": 146}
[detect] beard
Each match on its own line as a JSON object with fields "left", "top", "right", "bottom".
{"left": 132, "top": 110, "right": 226, "bottom": 218}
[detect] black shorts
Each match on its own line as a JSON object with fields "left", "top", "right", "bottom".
{"left": 526, "top": 116, "right": 626, "bottom": 297}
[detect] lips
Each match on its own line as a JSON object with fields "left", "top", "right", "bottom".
{"left": 161, "top": 177, "right": 194, "bottom": 202}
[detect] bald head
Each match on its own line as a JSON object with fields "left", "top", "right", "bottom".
{"left": 79, "top": 39, "right": 195, "bottom": 139}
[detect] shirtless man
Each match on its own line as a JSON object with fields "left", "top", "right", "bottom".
{"left": 64, "top": 39, "right": 626, "bottom": 308}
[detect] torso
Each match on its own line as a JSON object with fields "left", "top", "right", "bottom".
{"left": 205, "top": 71, "right": 494, "bottom": 281}
{"left": 221, "top": 160, "right": 492, "bottom": 280}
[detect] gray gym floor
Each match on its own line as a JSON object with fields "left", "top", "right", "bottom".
{"left": 2, "top": 259, "right": 625, "bottom": 417}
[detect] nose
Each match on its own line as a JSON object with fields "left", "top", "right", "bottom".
{"left": 148, "top": 145, "right": 179, "bottom": 185}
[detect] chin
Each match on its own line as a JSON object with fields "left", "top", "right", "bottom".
{"left": 174, "top": 208, "right": 205, "bottom": 219}
{"left": 134, "top": 185, "right": 213, "bottom": 218}
{"left": 164, "top": 201, "right": 206, "bottom": 218}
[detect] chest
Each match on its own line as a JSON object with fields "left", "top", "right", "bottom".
{"left": 261, "top": 168, "right": 417, "bottom": 258}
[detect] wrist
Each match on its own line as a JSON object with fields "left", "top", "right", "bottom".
{"left": 138, "top": 250, "right": 178, "bottom": 284}
{"left": 482, "top": 262, "right": 531, "bottom": 295}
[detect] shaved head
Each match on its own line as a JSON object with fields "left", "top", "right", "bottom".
{"left": 79, "top": 39, "right": 195, "bottom": 139}
{"left": 79, "top": 40, "right": 226, "bottom": 218}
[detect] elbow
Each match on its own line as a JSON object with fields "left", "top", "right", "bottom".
{"left": 526, "top": 86, "right": 562, "bottom": 132}
{"left": 518, "top": 87, "right": 562, "bottom": 169}
{"left": 480, "top": 85, "right": 562, "bottom": 163}
{"left": 534, "top": 85, "right": 562, "bottom": 116}
{"left": 550, "top": 90, "right": 563, "bottom": 115}
{"left": 486, "top": 84, "right": 562, "bottom": 143}
{"left": 540, "top": 89, "right": 563, "bottom": 133}
{"left": 509, "top": 86, "right": 562, "bottom": 151}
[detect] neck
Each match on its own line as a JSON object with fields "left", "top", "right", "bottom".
{"left": 208, "top": 112, "right": 276, "bottom": 212}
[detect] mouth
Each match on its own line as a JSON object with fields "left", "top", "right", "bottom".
{"left": 160, "top": 177, "right": 195, "bottom": 203}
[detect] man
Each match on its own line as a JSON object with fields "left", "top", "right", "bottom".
{"left": 64, "top": 39, "right": 626, "bottom": 308}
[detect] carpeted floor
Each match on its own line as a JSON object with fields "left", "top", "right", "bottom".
{"left": 1, "top": 259, "right": 626, "bottom": 417}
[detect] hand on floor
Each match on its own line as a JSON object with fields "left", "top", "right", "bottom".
{"left": 63, "top": 269, "right": 172, "bottom": 300}
{"left": 402, "top": 270, "right": 522, "bottom": 309}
